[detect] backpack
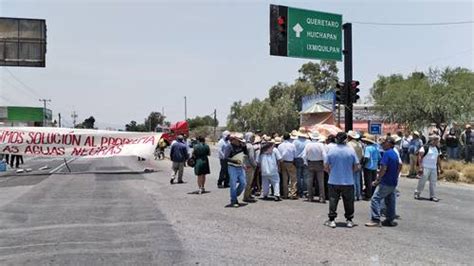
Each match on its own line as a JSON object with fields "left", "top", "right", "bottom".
{"left": 421, "top": 145, "right": 440, "bottom": 159}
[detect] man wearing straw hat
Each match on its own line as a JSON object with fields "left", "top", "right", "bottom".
{"left": 242, "top": 132, "right": 258, "bottom": 203}
{"left": 303, "top": 131, "right": 327, "bottom": 203}
{"left": 361, "top": 134, "right": 381, "bottom": 200}
{"left": 414, "top": 134, "right": 442, "bottom": 202}
{"left": 223, "top": 133, "right": 248, "bottom": 207}
{"left": 294, "top": 128, "right": 310, "bottom": 198}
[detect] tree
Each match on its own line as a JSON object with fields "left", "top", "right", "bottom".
{"left": 297, "top": 61, "right": 339, "bottom": 94}
{"left": 125, "top": 120, "right": 146, "bottom": 132}
{"left": 76, "top": 116, "right": 95, "bottom": 129}
{"left": 226, "top": 61, "right": 340, "bottom": 134}
{"left": 144, "top": 112, "right": 165, "bottom": 132}
{"left": 372, "top": 67, "right": 474, "bottom": 135}
{"left": 187, "top": 115, "right": 218, "bottom": 130}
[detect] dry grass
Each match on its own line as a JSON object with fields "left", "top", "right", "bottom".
{"left": 440, "top": 170, "right": 460, "bottom": 182}
{"left": 442, "top": 160, "right": 465, "bottom": 172}
{"left": 461, "top": 165, "right": 474, "bottom": 184}
{"left": 401, "top": 164, "right": 410, "bottom": 176}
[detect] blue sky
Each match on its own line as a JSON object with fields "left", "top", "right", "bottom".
{"left": 0, "top": 0, "right": 472, "bottom": 129}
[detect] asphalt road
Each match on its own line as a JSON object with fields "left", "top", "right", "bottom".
{"left": 0, "top": 156, "right": 184, "bottom": 265}
{"left": 0, "top": 151, "right": 473, "bottom": 265}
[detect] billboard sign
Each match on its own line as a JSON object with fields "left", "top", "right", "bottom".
{"left": 0, "top": 17, "right": 47, "bottom": 67}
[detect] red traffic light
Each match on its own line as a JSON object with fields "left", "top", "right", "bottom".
{"left": 351, "top": 80, "right": 360, "bottom": 88}
{"left": 277, "top": 16, "right": 285, "bottom": 25}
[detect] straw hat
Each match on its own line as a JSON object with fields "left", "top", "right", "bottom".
{"left": 309, "top": 132, "right": 320, "bottom": 141}
{"left": 297, "top": 128, "right": 310, "bottom": 138}
{"left": 361, "top": 134, "right": 377, "bottom": 144}
{"left": 230, "top": 132, "right": 245, "bottom": 142}
{"left": 318, "top": 135, "right": 327, "bottom": 143}
{"left": 412, "top": 131, "right": 420, "bottom": 137}
{"left": 347, "top": 130, "right": 360, "bottom": 139}
{"left": 394, "top": 136, "right": 402, "bottom": 143}
{"left": 274, "top": 137, "right": 282, "bottom": 145}
{"left": 290, "top": 130, "right": 298, "bottom": 140}
{"left": 253, "top": 135, "right": 262, "bottom": 144}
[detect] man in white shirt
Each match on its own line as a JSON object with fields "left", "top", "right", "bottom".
{"left": 414, "top": 135, "right": 442, "bottom": 202}
{"left": 303, "top": 132, "right": 327, "bottom": 203}
{"left": 278, "top": 133, "right": 297, "bottom": 199}
{"left": 217, "top": 131, "right": 230, "bottom": 188}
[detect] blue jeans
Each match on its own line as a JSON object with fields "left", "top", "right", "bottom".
{"left": 228, "top": 165, "right": 247, "bottom": 204}
{"left": 370, "top": 184, "right": 396, "bottom": 222}
{"left": 353, "top": 170, "right": 362, "bottom": 200}
{"left": 294, "top": 158, "right": 307, "bottom": 197}
{"left": 447, "top": 147, "right": 459, "bottom": 160}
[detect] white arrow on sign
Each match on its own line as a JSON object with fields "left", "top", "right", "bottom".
{"left": 293, "top": 23, "right": 304, "bottom": 38}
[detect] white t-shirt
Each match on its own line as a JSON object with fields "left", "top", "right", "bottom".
{"left": 420, "top": 146, "right": 439, "bottom": 169}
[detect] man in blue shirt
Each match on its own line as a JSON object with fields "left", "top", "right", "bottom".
{"left": 366, "top": 137, "right": 402, "bottom": 227}
{"left": 362, "top": 134, "right": 381, "bottom": 200}
{"left": 294, "top": 129, "right": 310, "bottom": 198}
{"left": 324, "top": 132, "right": 359, "bottom": 229}
{"left": 170, "top": 135, "right": 189, "bottom": 184}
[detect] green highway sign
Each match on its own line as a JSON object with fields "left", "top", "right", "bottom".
{"left": 270, "top": 5, "right": 343, "bottom": 61}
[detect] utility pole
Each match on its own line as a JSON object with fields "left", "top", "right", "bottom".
{"left": 343, "top": 23, "right": 353, "bottom": 132}
{"left": 71, "top": 110, "right": 78, "bottom": 128}
{"left": 39, "top": 99, "right": 51, "bottom": 127}
{"left": 58, "top": 113, "right": 62, "bottom": 128}
{"left": 184, "top": 96, "right": 187, "bottom": 120}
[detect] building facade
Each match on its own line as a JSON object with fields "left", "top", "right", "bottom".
{"left": 0, "top": 106, "right": 52, "bottom": 127}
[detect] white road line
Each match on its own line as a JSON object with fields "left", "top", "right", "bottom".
{"left": 49, "top": 158, "right": 77, "bottom": 174}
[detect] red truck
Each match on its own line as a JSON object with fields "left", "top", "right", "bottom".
{"left": 155, "top": 121, "right": 189, "bottom": 145}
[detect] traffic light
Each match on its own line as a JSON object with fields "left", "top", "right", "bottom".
{"left": 335, "top": 82, "right": 347, "bottom": 104}
{"left": 270, "top": 5, "right": 288, "bottom": 56}
{"left": 277, "top": 16, "right": 286, "bottom": 34}
{"left": 350, "top": 80, "right": 360, "bottom": 103}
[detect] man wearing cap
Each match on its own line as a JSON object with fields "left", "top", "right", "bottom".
{"left": 278, "top": 133, "right": 297, "bottom": 199}
{"left": 362, "top": 134, "right": 381, "bottom": 200}
{"left": 169, "top": 135, "right": 189, "bottom": 184}
{"left": 324, "top": 132, "right": 359, "bottom": 228}
{"left": 347, "top": 131, "right": 364, "bottom": 201}
{"left": 414, "top": 135, "right": 442, "bottom": 202}
{"left": 460, "top": 124, "right": 473, "bottom": 163}
{"left": 408, "top": 131, "right": 423, "bottom": 178}
{"left": 303, "top": 132, "right": 327, "bottom": 203}
{"left": 224, "top": 133, "right": 248, "bottom": 207}
{"left": 217, "top": 131, "right": 230, "bottom": 188}
{"left": 366, "top": 137, "right": 402, "bottom": 227}
{"left": 294, "top": 128, "right": 310, "bottom": 198}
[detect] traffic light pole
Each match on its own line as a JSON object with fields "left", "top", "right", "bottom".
{"left": 343, "top": 23, "right": 353, "bottom": 132}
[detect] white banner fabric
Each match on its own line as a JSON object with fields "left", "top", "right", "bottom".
{"left": 0, "top": 127, "right": 161, "bottom": 158}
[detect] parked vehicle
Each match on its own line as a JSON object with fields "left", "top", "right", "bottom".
{"left": 155, "top": 121, "right": 190, "bottom": 145}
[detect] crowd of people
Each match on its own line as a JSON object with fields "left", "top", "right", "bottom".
{"left": 167, "top": 122, "right": 472, "bottom": 228}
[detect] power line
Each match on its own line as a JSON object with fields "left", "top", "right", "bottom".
{"left": 350, "top": 20, "right": 474, "bottom": 26}
{"left": 3, "top": 68, "right": 42, "bottom": 98}
{"left": 1, "top": 76, "right": 38, "bottom": 101}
